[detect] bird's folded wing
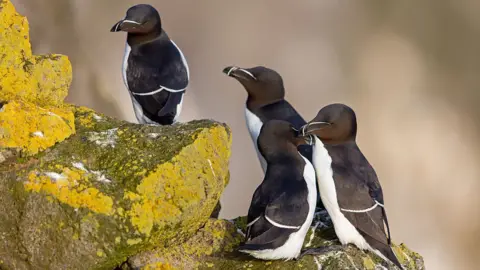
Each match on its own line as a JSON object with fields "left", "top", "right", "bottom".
{"left": 149, "top": 41, "right": 189, "bottom": 92}
{"left": 264, "top": 191, "right": 309, "bottom": 230}
{"left": 355, "top": 161, "right": 392, "bottom": 243}
{"left": 335, "top": 174, "right": 390, "bottom": 246}
{"left": 131, "top": 41, "right": 189, "bottom": 95}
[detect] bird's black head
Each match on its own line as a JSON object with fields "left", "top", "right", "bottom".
{"left": 300, "top": 103, "right": 357, "bottom": 145}
{"left": 258, "top": 120, "right": 308, "bottom": 161}
{"left": 223, "top": 66, "right": 285, "bottom": 108}
{"left": 110, "top": 4, "right": 161, "bottom": 34}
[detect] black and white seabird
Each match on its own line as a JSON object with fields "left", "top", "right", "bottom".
{"left": 111, "top": 4, "right": 189, "bottom": 125}
{"left": 239, "top": 120, "right": 317, "bottom": 260}
{"left": 222, "top": 66, "right": 312, "bottom": 173}
{"left": 299, "top": 103, "right": 403, "bottom": 269}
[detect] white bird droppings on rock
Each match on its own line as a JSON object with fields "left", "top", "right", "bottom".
{"left": 306, "top": 221, "right": 321, "bottom": 247}
{"left": 72, "top": 162, "right": 87, "bottom": 171}
{"left": 44, "top": 172, "right": 66, "bottom": 181}
{"left": 32, "top": 131, "right": 44, "bottom": 138}
{"left": 148, "top": 133, "right": 161, "bottom": 139}
{"left": 87, "top": 128, "right": 118, "bottom": 148}
{"left": 93, "top": 171, "right": 112, "bottom": 183}
{"left": 71, "top": 162, "right": 111, "bottom": 183}
{"left": 44, "top": 172, "right": 68, "bottom": 186}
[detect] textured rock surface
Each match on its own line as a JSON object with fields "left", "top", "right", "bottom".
{"left": 0, "top": 0, "right": 74, "bottom": 156}
{"left": 126, "top": 211, "right": 425, "bottom": 270}
{"left": 0, "top": 107, "right": 231, "bottom": 270}
{"left": 0, "top": 0, "right": 72, "bottom": 107}
{"left": 0, "top": 2, "right": 230, "bottom": 268}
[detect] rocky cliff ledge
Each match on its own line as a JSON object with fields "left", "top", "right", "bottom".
{"left": 0, "top": 0, "right": 425, "bottom": 269}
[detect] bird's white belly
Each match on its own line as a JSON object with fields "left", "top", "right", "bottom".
{"left": 122, "top": 42, "right": 131, "bottom": 91}
{"left": 130, "top": 93, "right": 156, "bottom": 125}
{"left": 173, "top": 93, "right": 184, "bottom": 123}
{"left": 123, "top": 42, "right": 151, "bottom": 124}
{"left": 244, "top": 155, "right": 317, "bottom": 260}
{"left": 245, "top": 108, "right": 267, "bottom": 173}
{"left": 311, "top": 136, "right": 371, "bottom": 250}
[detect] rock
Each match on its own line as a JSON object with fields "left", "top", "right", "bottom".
{"left": 0, "top": 0, "right": 72, "bottom": 107}
{"left": 0, "top": 107, "right": 231, "bottom": 270}
{"left": 0, "top": 0, "right": 74, "bottom": 157}
{"left": 0, "top": 100, "right": 75, "bottom": 155}
{"left": 127, "top": 212, "right": 425, "bottom": 270}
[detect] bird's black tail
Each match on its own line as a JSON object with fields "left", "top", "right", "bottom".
{"left": 382, "top": 246, "right": 403, "bottom": 269}
{"left": 238, "top": 226, "right": 293, "bottom": 253}
{"left": 361, "top": 232, "right": 403, "bottom": 269}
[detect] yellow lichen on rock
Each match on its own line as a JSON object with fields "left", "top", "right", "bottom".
{"left": 142, "top": 262, "right": 177, "bottom": 270}
{"left": 0, "top": 0, "right": 32, "bottom": 98}
{"left": 0, "top": 0, "right": 74, "bottom": 156}
{"left": 31, "top": 54, "right": 72, "bottom": 106}
{"left": 0, "top": 101, "right": 75, "bottom": 155}
{"left": 0, "top": 0, "right": 72, "bottom": 107}
{"left": 126, "top": 126, "right": 231, "bottom": 237}
{"left": 24, "top": 166, "right": 114, "bottom": 215}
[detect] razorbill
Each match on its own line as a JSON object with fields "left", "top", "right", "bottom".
{"left": 239, "top": 120, "right": 317, "bottom": 260}
{"left": 222, "top": 66, "right": 312, "bottom": 172}
{"left": 111, "top": 4, "right": 189, "bottom": 125}
{"left": 299, "top": 103, "right": 403, "bottom": 269}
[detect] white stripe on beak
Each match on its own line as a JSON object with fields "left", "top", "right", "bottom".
{"left": 237, "top": 68, "right": 256, "bottom": 80}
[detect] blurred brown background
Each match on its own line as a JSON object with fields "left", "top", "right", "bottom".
{"left": 12, "top": 0, "right": 480, "bottom": 269}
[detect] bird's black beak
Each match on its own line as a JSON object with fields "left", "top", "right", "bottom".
{"left": 300, "top": 121, "right": 331, "bottom": 145}
{"left": 110, "top": 19, "right": 142, "bottom": 32}
{"left": 223, "top": 66, "right": 257, "bottom": 81}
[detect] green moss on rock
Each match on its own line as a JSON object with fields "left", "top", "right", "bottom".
{"left": 0, "top": 108, "right": 232, "bottom": 270}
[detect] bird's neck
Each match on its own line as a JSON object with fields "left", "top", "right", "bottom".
{"left": 246, "top": 96, "right": 283, "bottom": 111}
{"left": 127, "top": 29, "right": 168, "bottom": 46}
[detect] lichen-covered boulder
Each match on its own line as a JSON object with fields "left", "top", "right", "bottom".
{"left": 0, "top": 0, "right": 74, "bottom": 157}
{"left": 127, "top": 212, "right": 425, "bottom": 270}
{"left": 0, "top": 0, "right": 72, "bottom": 107}
{"left": 0, "top": 107, "right": 231, "bottom": 270}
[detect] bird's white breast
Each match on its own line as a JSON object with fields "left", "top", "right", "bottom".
{"left": 245, "top": 108, "right": 267, "bottom": 173}
{"left": 122, "top": 42, "right": 131, "bottom": 91}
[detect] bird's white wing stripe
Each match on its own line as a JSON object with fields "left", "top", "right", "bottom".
{"left": 246, "top": 216, "right": 261, "bottom": 227}
{"left": 131, "top": 86, "right": 186, "bottom": 96}
{"left": 171, "top": 40, "right": 190, "bottom": 80}
{"left": 265, "top": 215, "right": 301, "bottom": 230}
{"left": 340, "top": 200, "right": 384, "bottom": 213}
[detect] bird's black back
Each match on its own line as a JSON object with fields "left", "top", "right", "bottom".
{"left": 127, "top": 33, "right": 188, "bottom": 93}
